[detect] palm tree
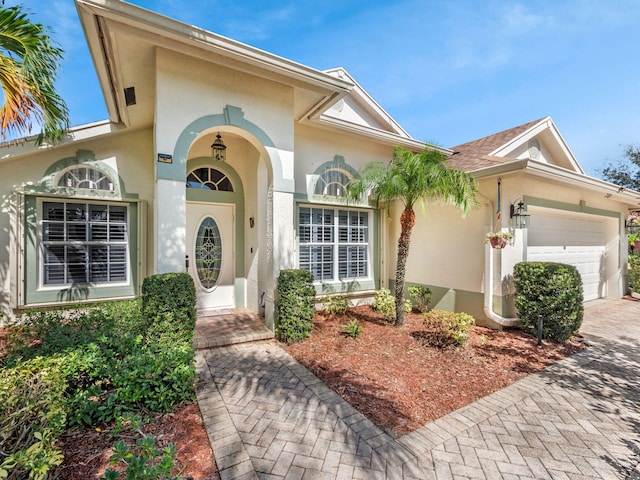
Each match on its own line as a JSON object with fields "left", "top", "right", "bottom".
{"left": 349, "top": 146, "right": 479, "bottom": 326}
{"left": 0, "top": 3, "right": 69, "bottom": 145}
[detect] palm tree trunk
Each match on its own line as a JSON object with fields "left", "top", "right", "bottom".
{"left": 395, "top": 206, "right": 415, "bottom": 326}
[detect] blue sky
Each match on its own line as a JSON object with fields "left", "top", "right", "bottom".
{"left": 13, "top": 0, "right": 640, "bottom": 176}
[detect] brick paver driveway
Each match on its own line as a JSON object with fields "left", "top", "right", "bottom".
{"left": 196, "top": 299, "right": 640, "bottom": 480}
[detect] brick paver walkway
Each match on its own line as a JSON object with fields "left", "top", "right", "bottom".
{"left": 196, "top": 299, "right": 640, "bottom": 479}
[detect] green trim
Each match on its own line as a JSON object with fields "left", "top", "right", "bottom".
{"left": 24, "top": 195, "right": 139, "bottom": 305}
{"left": 171, "top": 104, "right": 294, "bottom": 192}
{"left": 186, "top": 157, "right": 246, "bottom": 307}
{"left": 525, "top": 196, "right": 621, "bottom": 219}
{"left": 36, "top": 149, "right": 137, "bottom": 199}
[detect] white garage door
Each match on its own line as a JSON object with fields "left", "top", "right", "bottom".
{"left": 527, "top": 212, "right": 606, "bottom": 301}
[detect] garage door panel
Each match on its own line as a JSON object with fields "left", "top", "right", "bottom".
{"left": 527, "top": 212, "right": 606, "bottom": 302}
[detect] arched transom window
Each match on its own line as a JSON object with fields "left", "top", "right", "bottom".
{"left": 314, "top": 168, "right": 353, "bottom": 197}
{"left": 57, "top": 166, "right": 115, "bottom": 191}
{"left": 187, "top": 167, "right": 234, "bottom": 192}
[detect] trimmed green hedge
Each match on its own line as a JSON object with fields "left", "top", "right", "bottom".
{"left": 275, "top": 269, "right": 315, "bottom": 344}
{"left": 513, "top": 262, "right": 583, "bottom": 342}
{"left": 141, "top": 273, "right": 196, "bottom": 333}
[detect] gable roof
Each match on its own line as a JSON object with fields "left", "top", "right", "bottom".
{"left": 448, "top": 117, "right": 583, "bottom": 174}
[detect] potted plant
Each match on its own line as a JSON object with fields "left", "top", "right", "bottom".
{"left": 485, "top": 231, "right": 513, "bottom": 249}
{"left": 628, "top": 233, "right": 640, "bottom": 251}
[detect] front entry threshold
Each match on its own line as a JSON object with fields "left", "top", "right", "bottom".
{"left": 193, "top": 308, "right": 274, "bottom": 349}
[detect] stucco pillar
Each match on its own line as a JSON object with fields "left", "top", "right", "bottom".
{"left": 155, "top": 179, "right": 186, "bottom": 273}
{"left": 262, "top": 146, "right": 295, "bottom": 330}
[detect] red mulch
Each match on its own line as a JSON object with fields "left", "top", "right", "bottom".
{"left": 56, "top": 402, "right": 219, "bottom": 480}
{"left": 285, "top": 306, "right": 586, "bottom": 436}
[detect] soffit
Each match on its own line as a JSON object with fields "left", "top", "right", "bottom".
{"left": 75, "top": 0, "right": 353, "bottom": 128}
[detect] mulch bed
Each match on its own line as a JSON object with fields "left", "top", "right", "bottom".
{"left": 285, "top": 306, "right": 586, "bottom": 436}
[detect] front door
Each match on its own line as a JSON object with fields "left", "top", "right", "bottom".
{"left": 186, "top": 202, "right": 235, "bottom": 311}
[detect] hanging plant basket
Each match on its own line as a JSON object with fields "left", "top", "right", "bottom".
{"left": 485, "top": 231, "right": 513, "bottom": 249}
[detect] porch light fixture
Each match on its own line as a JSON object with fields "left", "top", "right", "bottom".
{"left": 211, "top": 133, "right": 227, "bottom": 162}
{"left": 510, "top": 200, "right": 530, "bottom": 229}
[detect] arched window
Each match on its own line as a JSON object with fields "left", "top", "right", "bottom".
{"left": 187, "top": 167, "right": 233, "bottom": 192}
{"left": 312, "top": 156, "right": 357, "bottom": 198}
{"left": 57, "top": 166, "right": 115, "bottom": 191}
{"left": 314, "top": 168, "right": 352, "bottom": 197}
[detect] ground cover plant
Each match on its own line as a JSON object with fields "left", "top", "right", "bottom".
{"left": 0, "top": 273, "right": 216, "bottom": 479}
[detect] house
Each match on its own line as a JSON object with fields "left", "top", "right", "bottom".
{"left": 0, "top": 0, "right": 637, "bottom": 329}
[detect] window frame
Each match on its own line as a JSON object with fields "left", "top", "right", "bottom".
{"left": 22, "top": 194, "right": 139, "bottom": 306}
{"left": 39, "top": 199, "right": 130, "bottom": 288}
{"left": 297, "top": 204, "right": 374, "bottom": 285}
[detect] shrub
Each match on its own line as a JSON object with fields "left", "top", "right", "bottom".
{"left": 513, "top": 262, "right": 584, "bottom": 342}
{"left": 421, "top": 310, "right": 475, "bottom": 348}
{"left": 341, "top": 319, "right": 363, "bottom": 339}
{"left": 102, "top": 436, "right": 184, "bottom": 480}
{"left": 630, "top": 255, "right": 640, "bottom": 293}
{"left": 141, "top": 273, "right": 196, "bottom": 333}
{"left": 372, "top": 288, "right": 411, "bottom": 321}
{"left": 0, "top": 357, "right": 69, "bottom": 480}
{"left": 408, "top": 285, "right": 432, "bottom": 313}
{"left": 275, "top": 270, "right": 315, "bottom": 344}
{"left": 322, "top": 295, "right": 351, "bottom": 316}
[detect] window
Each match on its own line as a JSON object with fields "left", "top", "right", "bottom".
{"left": 314, "top": 168, "right": 352, "bottom": 197}
{"left": 41, "top": 201, "right": 128, "bottom": 285}
{"left": 298, "top": 207, "right": 369, "bottom": 282}
{"left": 187, "top": 167, "right": 233, "bottom": 192}
{"left": 57, "top": 166, "right": 114, "bottom": 191}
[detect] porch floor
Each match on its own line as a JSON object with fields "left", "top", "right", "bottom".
{"left": 193, "top": 308, "right": 274, "bottom": 349}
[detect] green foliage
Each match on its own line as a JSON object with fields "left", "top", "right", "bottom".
{"left": 0, "top": 4, "right": 70, "bottom": 145}
{"left": 513, "top": 262, "right": 584, "bottom": 342}
{"left": 322, "top": 295, "right": 351, "bottom": 316}
{"left": 275, "top": 270, "right": 315, "bottom": 344}
{"left": 0, "top": 296, "right": 197, "bottom": 477}
{"left": 600, "top": 144, "right": 640, "bottom": 190}
{"left": 372, "top": 289, "right": 411, "bottom": 321}
{"left": 408, "top": 285, "right": 432, "bottom": 313}
{"left": 101, "top": 436, "right": 184, "bottom": 480}
{"left": 0, "top": 358, "right": 68, "bottom": 480}
{"left": 341, "top": 319, "right": 363, "bottom": 339}
{"left": 348, "top": 146, "right": 479, "bottom": 327}
{"left": 421, "top": 310, "right": 475, "bottom": 348}
{"left": 142, "top": 273, "right": 196, "bottom": 333}
{"left": 629, "top": 255, "right": 640, "bottom": 293}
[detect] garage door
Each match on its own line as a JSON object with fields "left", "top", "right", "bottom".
{"left": 527, "top": 212, "right": 606, "bottom": 301}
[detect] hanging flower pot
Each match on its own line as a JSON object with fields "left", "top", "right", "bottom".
{"left": 485, "top": 231, "right": 513, "bottom": 249}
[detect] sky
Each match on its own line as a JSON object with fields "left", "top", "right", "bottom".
{"left": 11, "top": 0, "right": 640, "bottom": 177}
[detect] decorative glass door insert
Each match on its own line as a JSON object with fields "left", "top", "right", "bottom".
{"left": 195, "top": 217, "right": 222, "bottom": 289}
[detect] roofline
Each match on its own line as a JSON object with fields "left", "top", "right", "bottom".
{"left": 472, "top": 159, "right": 640, "bottom": 206}
{"left": 75, "top": 0, "right": 354, "bottom": 124}
{"left": 488, "top": 117, "right": 585, "bottom": 175}
{"left": 313, "top": 115, "right": 451, "bottom": 154}
{"left": 322, "top": 67, "right": 411, "bottom": 137}
{"left": 0, "top": 120, "right": 125, "bottom": 163}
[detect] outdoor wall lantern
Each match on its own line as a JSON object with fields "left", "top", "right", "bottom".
{"left": 211, "top": 133, "right": 227, "bottom": 162}
{"left": 510, "top": 200, "right": 530, "bottom": 229}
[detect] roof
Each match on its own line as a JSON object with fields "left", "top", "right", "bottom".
{"left": 447, "top": 118, "right": 546, "bottom": 171}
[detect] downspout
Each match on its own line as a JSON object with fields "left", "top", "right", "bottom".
{"left": 477, "top": 191, "right": 519, "bottom": 327}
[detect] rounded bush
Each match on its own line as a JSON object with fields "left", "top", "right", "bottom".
{"left": 513, "top": 262, "right": 583, "bottom": 342}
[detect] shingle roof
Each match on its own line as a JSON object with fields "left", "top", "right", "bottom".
{"left": 447, "top": 118, "right": 546, "bottom": 171}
